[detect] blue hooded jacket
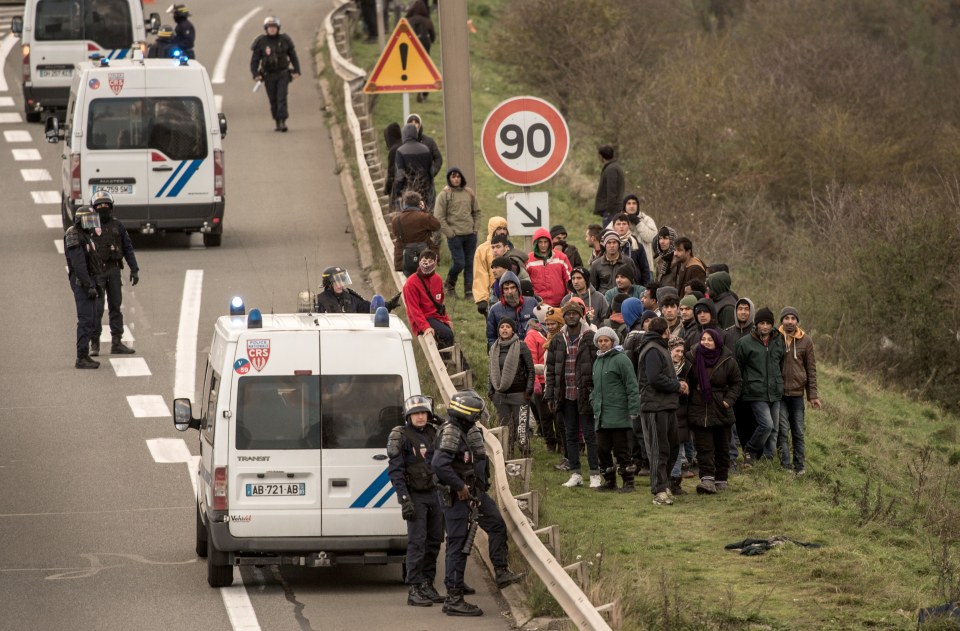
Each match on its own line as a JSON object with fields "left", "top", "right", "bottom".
{"left": 486, "top": 271, "right": 538, "bottom": 347}
{"left": 621, "top": 297, "right": 645, "bottom": 330}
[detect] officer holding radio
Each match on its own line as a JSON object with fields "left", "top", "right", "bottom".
{"left": 89, "top": 191, "right": 138, "bottom": 356}
{"left": 387, "top": 395, "right": 445, "bottom": 607}
{"left": 65, "top": 209, "right": 104, "bottom": 369}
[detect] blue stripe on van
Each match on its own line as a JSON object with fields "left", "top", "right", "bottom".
{"left": 166, "top": 159, "right": 204, "bottom": 197}
{"left": 155, "top": 160, "right": 186, "bottom": 198}
{"left": 373, "top": 486, "right": 395, "bottom": 508}
{"left": 350, "top": 468, "right": 391, "bottom": 508}
{"left": 114, "top": 49, "right": 129, "bottom": 60}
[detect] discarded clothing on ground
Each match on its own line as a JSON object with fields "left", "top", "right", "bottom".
{"left": 918, "top": 602, "right": 960, "bottom": 625}
{"left": 725, "top": 536, "right": 822, "bottom": 556}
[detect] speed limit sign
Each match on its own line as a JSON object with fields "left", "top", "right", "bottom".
{"left": 481, "top": 96, "right": 570, "bottom": 187}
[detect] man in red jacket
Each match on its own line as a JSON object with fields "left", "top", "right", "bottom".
{"left": 402, "top": 250, "right": 454, "bottom": 348}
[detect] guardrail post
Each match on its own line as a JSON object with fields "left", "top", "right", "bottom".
{"left": 534, "top": 524, "right": 560, "bottom": 557}
{"left": 513, "top": 490, "right": 539, "bottom": 529}
{"left": 562, "top": 560, "right": 589, "bottom": 591}
{"left": 596, "top": 601, "right": 623, "bottom": 628}
{"left": 504, "top": 457, "right": 532, "bottom": 493}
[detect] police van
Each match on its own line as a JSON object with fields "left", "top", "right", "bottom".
{"left": 46, "top": 55, "right": 226, "bottom": 246}
{"left": 11, "top": 0, "right": 160, "bottom": 122}
{"left": 173, "top": 299, "right": 414, "bottom": 587}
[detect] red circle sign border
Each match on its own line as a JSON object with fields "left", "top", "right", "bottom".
{"left": 481, "top": 96, "right": 570, "bottom": 187}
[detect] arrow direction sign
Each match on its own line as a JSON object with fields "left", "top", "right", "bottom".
{"left": 506, "top": 192, "right": 550, "bottom": 237}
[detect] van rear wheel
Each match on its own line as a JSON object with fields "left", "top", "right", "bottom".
{"left": 206, "top": 529, "right": 233, "bottom": 587}
{"left": 195, "top": 503, "right": 208, "bottom": 558}
{"left": 25, "top": 108, "right": 41, "bottom": 123}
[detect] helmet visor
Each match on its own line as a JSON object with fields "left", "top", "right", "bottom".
{"left": 403, "top": 394, "right": 433, "bottom": 418}
{"left": 327, "top": 270, "right": 352, "bottom": 288}
{"left": 77, "top": 211, "right": 101, "bottom": 231}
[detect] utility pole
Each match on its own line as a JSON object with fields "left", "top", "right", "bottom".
{"left": 438, "top": 0, "right": 476, "bottom": 192}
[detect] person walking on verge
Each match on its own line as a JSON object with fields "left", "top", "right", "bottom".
{"left": 590, "top": 327, "right": 641, "bottom": 493}
{"left": 735, "top": 307, "right": 785, "bottom": 466}
{"left": 65, "top": 209, "right": 105, "bottom": 369}
{"left": 435, "top": 167, "right": 479, "bottom": 300}
{"left": 88, "top": 191, "right": 138, "bottom": 356}
{"left": 637, "top": 317, "right": 688, "bottom": 505}
{"left": 250, "top": 16, "right": 300, "bottom": 132}
{"left": 777, "top": 307, "right": 821, "bottom": 476}
{"left": 488, "top": 317, "right": 535, "bottom": 459}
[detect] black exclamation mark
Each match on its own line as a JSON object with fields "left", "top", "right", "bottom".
{"left": 399, "top": 43, "right": 408, "bottom": 81}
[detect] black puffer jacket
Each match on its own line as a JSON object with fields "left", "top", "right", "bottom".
{"left": 544, "top": 327, "right": 597, "bottom": 415}
{"left": 685, "top": 348, "right": 742, "bottom": 428}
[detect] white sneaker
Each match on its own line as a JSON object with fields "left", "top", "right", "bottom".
{"left": 588, "top": 474, "right": 603, "bottom": 488}
{"left": 561, "top": 473, "right": 583, "bottom": 487}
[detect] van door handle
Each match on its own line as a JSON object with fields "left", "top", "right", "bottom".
{"left": 372, "top": 454, "right": 387, "bottom": 460}
{"left": 331, "top": 480, "right": 347, "bottom": 487}
{"left": 152, "top": 166, "right": 173, "bottom": 172}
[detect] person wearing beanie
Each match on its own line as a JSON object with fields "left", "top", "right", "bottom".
{"left": 656, "top": 285, "right": 679, "bottom": 304}
{"left": 734, "top": 306, "right": 785, "bottom": 467}
{"left": 706, "top": 271, "right": 737, "bottom": 329}
{"left": 615, "top": 194, "right": 657, "bottom": 278}
{"left": 435, "top": 166, "right": 480, "bottom": 301}
{"left": 653, "top": 226, "right": 679, "bottom": 287}
{"left": 486, "top": 271, "right": 538, "bottom": 348}
{"left": 637, "top": 317, "right": 687, "bottom": 506}
{"left": 486, "top": 255, "right": 513, "bottom": 305}
{"left": 679, "top": 293, "right": 699, "bottom": 343}
{"left": 723, "top": 297, "right": 756, "bottom": 467}
{"left": 607, "top": 212, "right": 652, "bottom": 285}
{"left": 540, "top": 306, "right": 568, "bottom": 460}
{"left": 603, "top": 264, "right": 645, "bottom": 306}
{"left": 544, "top": 299, "right": 602, "bottom": 489}
{"left": 488, "top": 316, "right": 535, "bottom": 459}
{"left": 590, "top": 325, "right": 641, "bottom": 493}
{"left": 589, "top": 230, "right": 638, "bottom": 294}
{"left": 550, "top": 225, "right": 584, "bottom": 269}
{"left": 561, "top": 266, "right": 609, "bottom": 328}
{"left": 401, "top": 248, "right": 453, "bottom": 349}
{"left": 526, "top": 227, "right": 571, "bottom": 309}
{"left": 777, "top": 306, "right": 821, "bottom": 476}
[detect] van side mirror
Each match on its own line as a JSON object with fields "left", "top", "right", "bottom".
{"left": 11, "top": 16, "right": 22, "bottom": 35}
{"left": 173, "top": 398, "right": 201, "bottom": 432}
{"left": 44, "top": 116, "right": 63, "bottom": 143}
{"left": 218, "top": 113, "right": 227, "bottom": 138}
{"left": 147, "top": 13, "right": 161, "bottom": 34}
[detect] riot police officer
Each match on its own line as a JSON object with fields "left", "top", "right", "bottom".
{"left": 146, "top": 24, "right": 175, "bottom": 59}
{"left": 88, "top": 191, "right": 138, "bottom": 356}
{"left": 65, "top": 209, "right": 104, "bottom": 369}
{"left": 387, "top": 395, "right": 445, "bottom": 607}
{"left": 170, "top": 4, "right": 195, "bottom": 59}
{"left": 432, "top": 391, "right": 523, "bottom": 617}
{"left": 250, "top": 16, "right": 301, "bottom": 132}
{"left": 314, "top": 266, "right": 401, "bottom": 314}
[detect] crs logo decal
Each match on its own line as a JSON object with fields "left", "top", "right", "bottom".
{"left": 233, "top": 358, "right": 251, "bottom": 375}
{"left": 88, "top": 78, "right": 101, "bottom": 90}
{"left": 108, "top": 72, "right": 124, "bottom": 95}
{"left": 247, "top": 339, "right": 270, "bottom": 372}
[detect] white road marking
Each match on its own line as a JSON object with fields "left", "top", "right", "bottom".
{"left": 54, "top": 239, "right": 63, "bottom": 254}
{"left": 13, "top": 148, "right": 41, "bottom": 161}
{"left": 101, "top": 325, "right": 134, "bottom": 343}
{"left": 4, "top": 130, "right": 31, "bottom": 142}
{"left": 145, "top": 438, "right": 200, "bottom": 497}
{"left": 215, "top": 94, "right": 223, "bottom": 112}
{"left": 126, "top": 395, "right": 170, "bottom": 418}
{"left": 0, "top": 112, "right": 22, "bottom": 123}
{"left": 0, "top": 34, "right": 17, "bottom": 92}
{"left": 221, "top": 570, "right": 262, "bottom": 630}
{"left": 174, "top": 270, "right": 203, "bottom": 401}
{"left": 21, "top": 168, "right": 51, "bottom": 181}
{"left": 110, "top": 357, "right": 151, "bottom": 377}
{"left": 32, "top": 190, "right": 60, "bottom": 204}
{"left": 42, "top": 214, "right": 61, "bottom": 228}
{"left": 212, "top": 6, "right": 262, "bottom": 84}
{"left": 0, "top": 96, "right": 14, "bottom": 107}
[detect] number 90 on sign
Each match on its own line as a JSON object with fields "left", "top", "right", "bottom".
{"left": 481, "top": 96, "right": 570, "bottom": 187}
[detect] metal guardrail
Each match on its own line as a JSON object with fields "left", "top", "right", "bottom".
{"left": 322, "top": 3, "right": 616, "bottom": 628}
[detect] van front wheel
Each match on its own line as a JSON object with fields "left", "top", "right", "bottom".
{"left": 206, "top": 531, "right": 233, "bottom": 587}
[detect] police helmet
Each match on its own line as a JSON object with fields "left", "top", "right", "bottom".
{"left": 448, "top": 390, "right": 487, "bottom": 425}
{"left": 321, "top": 266, "right": 352, "bottom": 289}
{"left": 157, "top": 24, "right": 174, "bottom": 39}
{"left": 75, "top": 208, "right": 101, "bottom": 232}
{"left": 172, "top": 4, "right": 190, "bottom": 18}
{"left": 403, "top": 395, "right": 433, "bottom": 421}
{"left": 91, "top": 190, "right": 114, "bottom": 209}
{"left": 263, "top": 16, "right": 280, "bottom": 30}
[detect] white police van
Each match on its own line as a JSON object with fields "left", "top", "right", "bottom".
{"left": 11, "top": 0, "right": 160, "bottom": 121}
{"left": 173, "top": 299, "right": 414, "bottom": 587}
{"left": 46, "top": 55, "right": 226, "bottom": 246}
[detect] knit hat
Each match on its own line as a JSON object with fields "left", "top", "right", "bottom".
{"left": 755, "top": 307, "right": 775, "bottom": 325}
{"left": 567, "top": 266, "right": 589, "bottom": 291}
{"left": 549, "top": 225, "right": 567, "bottom": 239}
{"left": 520, "top": 279, "right": 536, "bottom": 298}
{"left": 656, "top": 286, "right": 679, "bottom": 303}
{"left": 780, "top": 306, "right": 800, "bottom": 322}
{"left": 614, "top": 264, "right": 635, "bottom": 283}
{"left": 680, "top": 294, "right": 698, "bottom": 309}
{"left": 594, "top": 326, "right": 618, "bottom": 344}
{"left": 639, "top": 310, "right": 658, "bottom": 328}
{"left": 561, "top": 300, "right": 585, "bottom": 317}
{"left": 601, "top": 230, "right": 621, "bottom": 246}
{"left": 498, "top": 317, "right": 518, "bottom": 334}
{"left": 491, "top": 256, "right": 512, "bottom": 270}
{"left": 668, "top": 336, "right": 686, "bottom": 349}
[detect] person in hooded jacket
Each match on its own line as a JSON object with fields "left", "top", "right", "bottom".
{"left": 560, "top": 267, "right": 608, "bottom": 328}
{"left": 776, "top": 306, "right": 821, "bottom": 475}
{"left": 407, "top": 114, "right": 442, "bottom": 176}
{"left": 653, "top": 226, "right": 679, "bottom": 287}
{"left": 382, "top": 122, "right": 403, "bottom": 198}
{"left": 485, "top": 271, "right": 537, "bottom": 347}
{"left": 550, "top": 225, "right": 584, "bottom": 269}
{"left": 403, "top": 2, "right": 436, "bottom": 102}
{"left": 472, "top": 216, "right": 509, "bottom": 314}
{"left": 685, "top": 329, "right": 742, "bottom": 494}
{"left": 392, "top": 190, "right": 441, "bottom": 272}
{"left": 393, "top": 123, "right": 435, "bottom": 208}
{"left": 488, "top": 317, "right": 535, "bottom": 459}
{"left": 707, "top": 271, "right": 737, "bottom": 329}
{"left": 607, "top": 212, "right": 652, "bottom": 285}
{"left": 402, "top": 250, "right": 453, "bottom": 349}
{"left": 685, "top": 297, "right": 718, "bottom": 350}
{"left": 615, "top": 194, "right": 657, "bottom": 275}
{"left": 723, "top": 297, "right": 756, "bottom": 465}
{"left": 526, "top": 228, "right": 571, "bottom": 308}
{"left": 435, "top": 167, "right": 480, "bottom": 300}
{"left": 590, "top": 326, "right": 641, "bottom": 493}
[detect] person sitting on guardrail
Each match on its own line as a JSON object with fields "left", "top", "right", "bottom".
{"left": 487, "top": 317, "right": 535, "bottom": 459}
{"left": 401, "top": 249, "right": 453, "bottom": 349}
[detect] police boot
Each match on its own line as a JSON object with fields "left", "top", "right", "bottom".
{"left": 89, "top": 339, "right": 100, "bottom": 357}
{"left": 407, "top": 584, "right": 433, "bottom": 607}
{"left": 495, "top": 566, "right": 523, "bottom": 588}
{"left": 75, "top": 356, "right": 100, "bottom": 369}
{"left": 442, "top": 589, "right": 483, "bottom": 617}
{"left": 111, "top": 337, "right": 135, "bottom": 355}
{"left": 274, "top": 119, "right": 282, "bottom": 132}
{"left": 279, "top": 119, "right": 288, "bottom": 132}
{"left": 461, "top": 583, "right": 476, "bottom": 595}
{"left": 419, "top": 581, "right": 446, "bottom": 603}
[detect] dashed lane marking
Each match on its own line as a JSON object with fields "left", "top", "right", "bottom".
{"left": 126, "top": 395, "right": 170, "bottom": 418}
{"left": 0, "top": 112, "right": 22, "bottom": 123}
{"left": 110, "top": 357, "right": 151, "bottom": 377}
{"left": 31, "top": 190, "right": 59, "bottom": 204}
{"left": 4, "top": 130, "right": 31, "bottom": 142}
{"left": 145, "top": 438, "right": 200, "bottom": 500}
{"left": 0, "top": 96, "right": 13, "bottom": 107}
{"left": 42, "top": 215, "right": 61, "bottom": 229}
{"left": 21, "top": 168, "right": 51, "bottom": 181}
{"left": 13, "top": 148, "right": 41, "bottom": 161}
{"left": 54, "top": 239, "right": 63, "bottom": 254}
{"left": 215, "top": 94, "right": 223, "bottom": 111}
{"left": 0, "top": 34, "right": 16, "bottom": 92}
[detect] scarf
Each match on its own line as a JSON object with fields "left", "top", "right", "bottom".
{"left": 596, "top": 345, "right": 624, "bottom": 358}
{"left": 489, "top": 335, "right": 521, "bottom": 391}
{"left": 694, "top": 329, "right": 724, "bottom": 402}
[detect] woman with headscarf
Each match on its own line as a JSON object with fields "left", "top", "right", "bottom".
{"left": 685, "top": 329, "right": 742, "bottom": 494}
{"left": 488, "top": 317, "right": 534, "bottom": 459}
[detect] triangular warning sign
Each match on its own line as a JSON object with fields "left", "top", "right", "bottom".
{"left": 363, "top": 18, "right": 443, "bottom": 94}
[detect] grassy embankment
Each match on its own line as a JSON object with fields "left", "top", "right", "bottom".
{"left": 346, "top": 7, "right": 960, "bottom": 630}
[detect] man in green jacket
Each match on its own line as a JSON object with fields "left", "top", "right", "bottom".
{"left": 734, "top": 307, "right": 785, "bottom": 466}
{"left": 590, "top": 326, "right": 641, "bottom": 493}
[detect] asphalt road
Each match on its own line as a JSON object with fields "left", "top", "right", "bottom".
{"left": 0, "top": 1, "right": 511, "bottom": 629}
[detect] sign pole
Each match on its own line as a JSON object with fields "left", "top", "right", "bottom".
{"left": 403, "top": 92, "right": 410, "bottom": 123}
{"left": 375, "top": 0, "right": 386, "bottom": 51}
{"left": 522, "top": 185, "right": 532, "bottom": 252}
{"left": 439, "top": 0, "right": 476, "bottom": 192}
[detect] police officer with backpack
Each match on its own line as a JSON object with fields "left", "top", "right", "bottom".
{"left": 89, "top": 191, "right": 138, "bottom": 356}
{"left": 387, "top": 395, "right": 445, "bottom": 607}
{"left": 250, "top": 16, "right": 301, "bottom": 132}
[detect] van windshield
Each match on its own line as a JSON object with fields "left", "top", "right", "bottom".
{"left": 87, "top": 97, "right": 207, "bottom": 160}
{"left": 36, "top": 0, "right": 134, "bottom": 49}
{"left": 236, "top": 376, "right": 320, "bottom": 451}
{"left": 320, "top": 375, "right": 405, "bottom": 449}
